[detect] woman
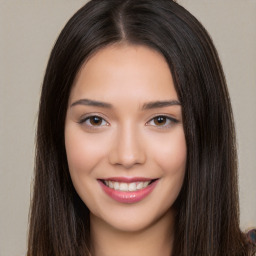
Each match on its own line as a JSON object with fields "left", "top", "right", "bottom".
{"left": 27, "top": 0, "right": 256, "bottom": 255}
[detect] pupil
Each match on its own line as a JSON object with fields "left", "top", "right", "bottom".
{"left": 90, "top": 116, "right": 102, "bottom": 125}
{"left": 155, "top": 116, "right": 166, "bottom": 125}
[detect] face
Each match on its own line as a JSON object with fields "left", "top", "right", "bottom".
{"left": 65, "top": 44, "right": 186, "bottom": 232}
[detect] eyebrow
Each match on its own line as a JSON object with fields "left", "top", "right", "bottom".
{"left": 70, "top": 99, "right": 112, "bottom": 108}
{"left": 142, "top": 100, "right": 181, "bottom": 110}
{"left": 70, "top": 98, "right": 181, "bottom": 109}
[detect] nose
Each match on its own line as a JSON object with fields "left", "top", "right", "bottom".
{"left": 108, "top": 124, "right": 146, "bottom": 169}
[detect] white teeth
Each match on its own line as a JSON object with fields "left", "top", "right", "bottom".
{"left": 136, "top": 182, "right": 143, "bottom": 190}
{"left": 104, "top": 180, "right": 152, "bottom": 191}
{"left": 119, "top": 183, "right": 128, "bottom": 191}
{"left": 114, "top": 182, "right": 119, "bottom": 190}
{"left": 109, "top": 181, "right": 114, "bottom": 188}
{"left": 128, "top": 182, "right": 137, "bottom": 191}
{"left": 143, "top": 181, "right": 150, "bottom": 188}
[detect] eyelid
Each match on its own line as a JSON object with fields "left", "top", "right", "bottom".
{"left": 146, "top": 114, "right": 179, "bottom": 128}
{"left": 77, "top": 113, "right": 179, "bottom": 129}
{"left": 78, "top": 114, "right": 110, "bottom": 127}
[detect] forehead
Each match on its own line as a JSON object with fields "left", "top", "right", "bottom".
{"left": 69, "top": 44, "right": 178, "bottom": 103}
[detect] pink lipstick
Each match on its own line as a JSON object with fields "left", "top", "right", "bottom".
{"left": 98, "top": 177, "right": 159, "bottom": 204}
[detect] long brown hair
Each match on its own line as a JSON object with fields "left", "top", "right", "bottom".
{"left": 27, "top": 0, "right": 256, "bottom": 255}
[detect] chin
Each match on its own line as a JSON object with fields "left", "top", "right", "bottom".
{"left": 90, "top": 203, "right": 174, "bottom": 234}
{"left": 108, "top": 216, "right": 154, "bottom": 233}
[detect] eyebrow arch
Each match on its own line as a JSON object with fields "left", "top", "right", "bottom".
{"left": 70, "top": 99, "right": 113, "bottom": 108}
{"left": 141, "top": 100, "right": 181, "bottom": 110}
{"left": 70, "top": 98, "right": 181, "bottom": 109}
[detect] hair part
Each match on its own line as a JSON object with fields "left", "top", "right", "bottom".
{"left": 27, "top": 0, "right": 255, "bottom": 255}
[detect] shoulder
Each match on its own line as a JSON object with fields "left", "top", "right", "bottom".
{"left": 247, "top": 229, "right": 256, "bottom": 245}
{"left": 246, "top": 229, "right": 256, "bottom": 256}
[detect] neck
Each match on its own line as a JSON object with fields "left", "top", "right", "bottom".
{"left": 90, "top": 208, "right": 175, "bottom": 256}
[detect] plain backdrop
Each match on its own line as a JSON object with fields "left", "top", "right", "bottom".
{"left": 0, "top": 0, "right": 255, "bottom": 255}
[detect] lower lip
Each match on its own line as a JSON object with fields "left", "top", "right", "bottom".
{"left": 99, "top": 180, "right": 159, "bottom": 204}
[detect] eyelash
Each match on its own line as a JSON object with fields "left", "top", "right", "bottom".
{"left": 78, "top": 114, "right": 178, "bottom": 129}
{"left": 78, "top": 115, "right": 109, "bottom": 128}
{"left": 146, "top": 115, "right": 179, "bottom": 128}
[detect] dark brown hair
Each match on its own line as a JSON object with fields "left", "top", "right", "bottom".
{"left": 27, "top": 0, "right": 256, "bottom": 255}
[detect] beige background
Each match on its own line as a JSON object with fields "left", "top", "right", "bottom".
{"left": 0, "top": 0, "right": 255, "bottom": 255}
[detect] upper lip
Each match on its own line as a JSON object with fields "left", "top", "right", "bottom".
{"left": 99, "top": 177, "right": 158, "bottom": 182}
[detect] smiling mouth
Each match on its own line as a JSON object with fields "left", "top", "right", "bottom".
{"left": 100, "top": 179, "right": 157, "bottom": 192}
{"left": 98, "top": 178, "right": 159, "bottom": 204}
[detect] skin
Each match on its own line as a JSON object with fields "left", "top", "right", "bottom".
{"left": 65, "top": 44, "right": 187, "bottom": 256}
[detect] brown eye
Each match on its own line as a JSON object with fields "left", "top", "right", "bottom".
{"left": 153, "top": 116, "right": 167, "bottom": 126}
{"left": 89, "top": 116, "right": 103, "bottom": 126}
{"left": 146, "top": 115, "right": 178, "bottom": 128}
{"left": 79, "top": 115, "right": 108, "bottom": 127}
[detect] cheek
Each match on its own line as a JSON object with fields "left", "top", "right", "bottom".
{"left": 150, "top": 127, "right": 187, "bottom": 174}
{"left": 64, "top": 125, "right": 111, "bottom": 210}
{"left": 152, "top": 128, "right": 187, "bottom": 208}
{"left": 64, "top": 124, "right": 109, "bottom": 178}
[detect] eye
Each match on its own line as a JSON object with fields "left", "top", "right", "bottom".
{"left": 146, "top": 115, "right": 178, "bottom": 127}
{"left": 79, "top": 115, "right": 109, "bottom": 127}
